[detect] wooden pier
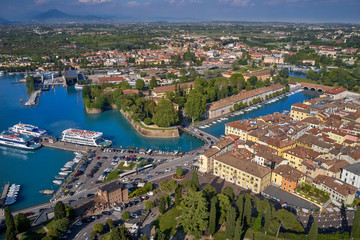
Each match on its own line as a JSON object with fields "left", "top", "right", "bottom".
{"left": 25, "top": 90, "right": 41, "bottom": 106}
{"left": 1, "top": 184, "right": 9, "bottom": 201}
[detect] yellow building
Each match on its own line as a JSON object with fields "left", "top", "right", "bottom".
{"left": 214, "top": 152, "right": 272, "bottom": 194}
{"left": 326, "top": 130, "right": 346, "bottom": 145}
{"left": 225, "top": 120, "right": 254, "bottom": 141}
{"left": 290, "top": 107, "right": 311, "bottom": 121}
{"left": 266, "top": 138, "right": 297, "bottom": 156}
{"left": 283, "top": 146, "right": 319, "bottom": 170}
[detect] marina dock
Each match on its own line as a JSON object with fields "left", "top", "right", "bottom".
{"left": 25, "top": 90, "right": 41, "bottom": 106}
{"left": 1, "top": 184, "right": 9, "bottom": 201}
{"left": 41, "top": 141, "right": 94, "bottom": 153}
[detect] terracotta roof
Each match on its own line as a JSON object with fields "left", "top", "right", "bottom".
{"left": 273, "top": 164, "right": 304, "bottom": 182}
{"left": 292, "top": 103, "right": 308, "bottom": 109}
{"left": 152, "top": 82, "right": 194, "bottom": 94}
{"left": 285, "top": 146, "right": 319, "bottom": 159}
{"left": 326, "top": 87, "right": 347, "bottom": 95}
{"left": 209, "top": 84, "right": 284, "bottom": 111}
{"left": 202, "top": 148, "right": 220, "bottom": 158}
{"left": 313, "top": 175, "right": 357, "bottom": 197}
{"left": 122, "top": 89, "right": 139, "bottom": 95}
{"left": 98, "top": 76, "right": 125, "bottom": 84}
{"left": 225, "top": 120, "right": 253, "bottom": 131}
{"left": 215, "top": 151, "right": 271, "bottom": 178}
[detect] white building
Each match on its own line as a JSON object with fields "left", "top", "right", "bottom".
{"left": 341, "top": 162, "right": 360, "bottom": 189}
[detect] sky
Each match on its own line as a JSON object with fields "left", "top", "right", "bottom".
{"left": 1, "top": 0, "right": 360, "bottom": 23}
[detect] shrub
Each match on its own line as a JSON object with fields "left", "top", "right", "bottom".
{"left": 144, "top": 118, "right": 152, "bottom": 125}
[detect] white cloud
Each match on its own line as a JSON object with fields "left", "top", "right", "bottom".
{"left": 78, "top": 0, "right": 111, "bottom": 4}
{"left": 219, "top": 0, "right": 251, "bottom": 6}
{"left": 34, "top": 0, "right": 51, "bottom": 4}
{"left": 127, "top": 1, "right": 139, "bottom": 7}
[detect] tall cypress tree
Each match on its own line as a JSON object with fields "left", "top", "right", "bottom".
{"left": 159, "top": 197, "right": 166, "bottom": 214}
{"left": 236, "top": 195, "right": 244, "bottom": 226}
{"left": 234, "top": 217, "right": 243, "bottom": 240}
{"left": 252, "top": 212, "right": 263, "bottom": 232}
{"left": 4, "top": 207, "right": 17, "bottom": 240}
{"left": 351, "top": 208, "right": 360, "bottom": 239}
{"left": 307, "top": 221, "right": 318, "bottom": 240}
{"left": 264, "top": 205, "right": 273, "bottom": 234}
{"left": 244, "top": 196, "right": 252, "bottom": 227}
{"left": 175, "top": 185, "right": 182, "bottom": 206}
{"left": 54, "top": 201, "right": 66, "bottom": 220}
{"left": 225, "top": 206, "right": 237, "bottom": 239}
{"left": 208, "top": 196, "right": 217, "bottom": 236}
{"left": 192, "top": 171, "right": 200, "bottom": 190}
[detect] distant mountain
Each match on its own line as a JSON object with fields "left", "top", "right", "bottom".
{"left": 34, "top": 9, "right": 70, "bottom": 20}
{"left": 0, "top": 17, "right": 10, "bottom": 24}
{"left": 33, "top": 9, "right": 110, "bottom": 23}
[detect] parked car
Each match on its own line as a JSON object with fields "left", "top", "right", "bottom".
{"left": 75, "top": 221, "right": 83, "bottom": 226}
{"left": 165, "top": 168, "right": 172, "bottom": 172}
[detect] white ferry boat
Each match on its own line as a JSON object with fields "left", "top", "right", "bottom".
{"left": 61, "top": 128, "right": 112, "bottom": 147}
{"left": 0, "top": 131, "right": 41, "bottom": 150}
{"left": 74, "top": 83, "right": 84, "bottom": 90}
{"left": 10, "top": 123, "right": 47, "bottom": 137}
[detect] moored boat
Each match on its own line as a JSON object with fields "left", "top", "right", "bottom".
{"left": 39, "top": 190, "right": 55, "bottom": 195}
{"left": 53, "top": 180, "right": 62, "bottom": 185}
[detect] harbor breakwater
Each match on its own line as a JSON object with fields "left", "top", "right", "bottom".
{"left": 120, "top": 110, "right": 180, "bottom": 138}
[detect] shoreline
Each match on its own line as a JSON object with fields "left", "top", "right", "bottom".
{"left": 120, "top": 109, "right": 180, "bottom": 138}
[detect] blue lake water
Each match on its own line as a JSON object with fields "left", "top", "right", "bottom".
{"left": 0, "top": 74, "right": 203, "bottom": 212}
{"left": 203, "top": 91, "right": 315, "bottom": 137}
{"left": 0, "top": 71, "right": 311, "bottom": 213}
{"left": 289, "top": 70, "right": 307, "bottom": 78}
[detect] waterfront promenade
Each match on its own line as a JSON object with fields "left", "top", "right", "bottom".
{"left": 24, "top": 90, "right": 41, "bottom": 106}
{"left": 41, "top": 141, "right": 94, "bottom": 153}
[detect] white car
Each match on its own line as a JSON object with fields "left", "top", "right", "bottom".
{"left": 75, "top": 182, "right": 83, "bottom": 188}
{"left": 75, "top": 221, "right": 83, "bottom": 226}
{"left": 184, "top": 162, "right": 189, "bottom": 166}
{"left": 147, "top": 191, "right": 154, "bottom": 196}
{"left": 114, "top": 207, "right": 122, "bottom": 212}
{"left": 165, "top": 168, "right": 172, "bottom": 172}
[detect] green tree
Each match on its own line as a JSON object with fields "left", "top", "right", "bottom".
{"left": 153, "top": 99, "right": 179, "bottom": 127}
{"left": 140, "top": 72, "right": 147, "bottom": 77}
{"left": 222, "top": 186, "right": 234, "bottom": 202}
{"left": 149, "top": 77, "right": 157, "bottom": 89}
{"left": 54, "top": 201, "right": 66, "bottom": 220}
{"left": 226, "top": 206, "right": 237, "bottom": 239}
{"left": 25, "top": 75, "right": 35, "bottom": 93}
{"left": 202, "top": 184, "right": 217, "bottom": 202}
{"left": 136, "top": 79, "right": 145, "bottom": 90}
{"left": 244, "top": 195, "right": 252, "bottom": 227}
{"left": 110, "top": 226, "right": 131, "bottom": 240}
{"left": 175, "top": 185, "right": 183, "bottom": 206}
{"left": 236, "top": 195, "right": 244, "bottom": 226}
{"left": 274, "top": 209, "right": 304, "bottom": 237}
{"left": 248, "top": 76, "right": 258, "bottom": 88}
{"left": 66, "top": 206, "right": 76, "bottom": 220}
{"left": 208, "top": 196, "right": 218, "bottom": 236}
{"left": 192, "top": 171, "right": 200, "bottom": 190}
{"left": 53, "top": 218, "right": 69, "bottom": 234}
{"left": 176, "top": 167, "right": 184, "bottom": 177}
{"left": 139, "top": 234, "right": 149, "bottom": 240}
{"left": 4, "top": 207, "right": 16, "bottom": 240}
{"left": 14, "top": 213, "right": 30, "bottom": 233}
{"left": 159, "top": 179, "right": 178, "bottom": 193}
{"left": 145, "top": 200, "right": 155, "bottom": 212}
{"left": 122, "top": 211, "right": 130, "bottom": 221}
{"left": 307, "top": 221, "right": 318, "bottom": 240}
{"left": 234, "top": 217, "right": 243, "bottom": 240}
{"left": 218, "top": 193, "right": 231, "bottom": 225}
{"left": 106, "top": 218, "right": 114, "bottom": 229}
{"left": 93, "top": 223, "right": 104, "bottom": 233}
{"left": 351, "top": 208, "right": 360, "bottom": 239}
{"left": 180, "top": 190, "right": 209, "bottom": 239}
{"left": 279, "top": 68, "right": 289, "bottom": 78}
{"left": 306, "top": 69, "right": 319, "bottom": 80}
{"left": 253, "top": 212, "right": 263, "bottom": 232}
{"left": 159, "top": 197, "right": 167, "bottom": 214}
{"left": 184, "top": 90, "right": 207, "bottom": 123}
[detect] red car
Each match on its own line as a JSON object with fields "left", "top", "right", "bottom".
{"left": 25, "top": 212, "right": 35, "bottom": 217}
{"left": 96, "top": 156, "right": 100, "bottom": 160}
